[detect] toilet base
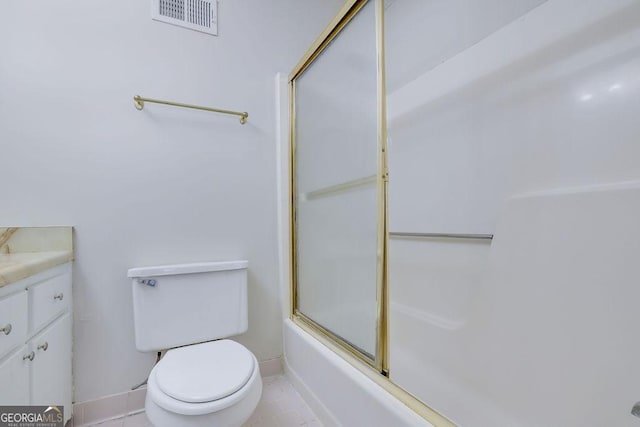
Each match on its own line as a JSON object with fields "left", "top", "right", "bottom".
{"left": 145, "top": 374, "right": 262, "bottom": 427}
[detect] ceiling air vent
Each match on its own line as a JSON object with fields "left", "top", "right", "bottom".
{"left": 151, "top": 0, "right": 218, "bottom": 36}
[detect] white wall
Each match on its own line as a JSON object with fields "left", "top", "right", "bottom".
{"left": 387, "top": 0, "right": 640, "bottom": 425}
{"left": 0, "top": 0, "right": 341, "bottom": 402}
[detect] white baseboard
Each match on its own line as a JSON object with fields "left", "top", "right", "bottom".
{"left": 259, "top": 356, "right": 284, "bottom": 377}
{"left": 73, "top": 356, "right": 283, "bottom": 426}
{"left": 73, "top": 387, "right": 146, "bottom": 426}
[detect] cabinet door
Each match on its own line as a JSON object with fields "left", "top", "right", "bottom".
{"left": 0, "top": 344, "right": 30, "bottom": 404}
{"left": 30, "top": 313, "right": 71, "bottom": 420}
{"left": 0, "top": 290, "right": 28, "bottom": 359}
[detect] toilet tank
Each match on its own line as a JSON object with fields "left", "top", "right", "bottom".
{"left": 128, "top": 260, "right": 248, "bottom": 352}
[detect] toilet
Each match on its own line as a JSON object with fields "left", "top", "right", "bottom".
{"left": 128, "top": 260, "right": 262, "bottom": 427}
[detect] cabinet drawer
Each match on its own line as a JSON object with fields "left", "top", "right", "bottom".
{"left": 0, "top": 291, "right": 28, "bottom": 359}
{"left": 29, "top": 270, "right": 71, "bottom": 333}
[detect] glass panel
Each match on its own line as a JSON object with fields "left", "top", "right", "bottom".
{"left": 294, "top": 0, "right": 379, "bottom": 357}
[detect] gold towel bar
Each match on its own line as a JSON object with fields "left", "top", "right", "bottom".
{"left": 133, "top": 95, "right": 248, "bottom": 124}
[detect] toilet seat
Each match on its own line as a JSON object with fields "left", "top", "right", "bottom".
{"left": 156, "top": 340, "right": 254, "bottom": 403}
{"left": 147, "top": 340, "right": 260, "bottom": 416}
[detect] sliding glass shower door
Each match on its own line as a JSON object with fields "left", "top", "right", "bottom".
{"left": 290, "top": 0, "right": 386, "bottom": 366}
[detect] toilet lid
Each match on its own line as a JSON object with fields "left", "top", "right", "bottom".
{"left": 155, "top": 340, "right": 255, "bottom": 403}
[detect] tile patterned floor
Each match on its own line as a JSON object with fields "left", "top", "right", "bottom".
{"left": 88, "top": 375, "right": 322, "bottom": 427}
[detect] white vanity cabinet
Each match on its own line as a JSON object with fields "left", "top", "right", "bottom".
{"left": 0, "top": 263, "right": 72, "bottom": 424}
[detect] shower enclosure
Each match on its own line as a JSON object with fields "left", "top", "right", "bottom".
{"left": 289, "top": 0, "right": 640, "bottom": 426}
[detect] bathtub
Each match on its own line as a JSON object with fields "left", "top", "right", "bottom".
{"left": 282, "top": 319, "right": 433, "bottom": 427}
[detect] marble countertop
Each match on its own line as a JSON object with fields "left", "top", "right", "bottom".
{"left": 0, "top": 250, "right": 73, "bottom": 287}
{"left": 0, "top": 227, "right": 73, "bottom": 288}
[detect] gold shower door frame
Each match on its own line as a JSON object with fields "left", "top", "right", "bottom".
{"left": 288, "top": 1, "right": 454, "bottom": 425}
{"left": 289, "top": 0, "right": 388, "bottom": 372}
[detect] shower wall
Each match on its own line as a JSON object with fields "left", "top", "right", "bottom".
{"left": 386, "top": 0, "right": 640, "bottom": 425}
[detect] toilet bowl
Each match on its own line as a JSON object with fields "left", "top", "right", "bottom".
{"left": 145, "top": 340, "right": 262, "bottom": 427}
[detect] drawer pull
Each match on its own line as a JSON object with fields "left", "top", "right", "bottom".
{"left": 37, "top": 342, "right": 49, "bottom": 352}
{"left": 54, "top": 293, "right": 64, "bottom": 301}
{"left": 0, "top": 323, "right": 11, "bottom": 335}
{"left": 23, "top": 351, "right": 35, "bottom": 361}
